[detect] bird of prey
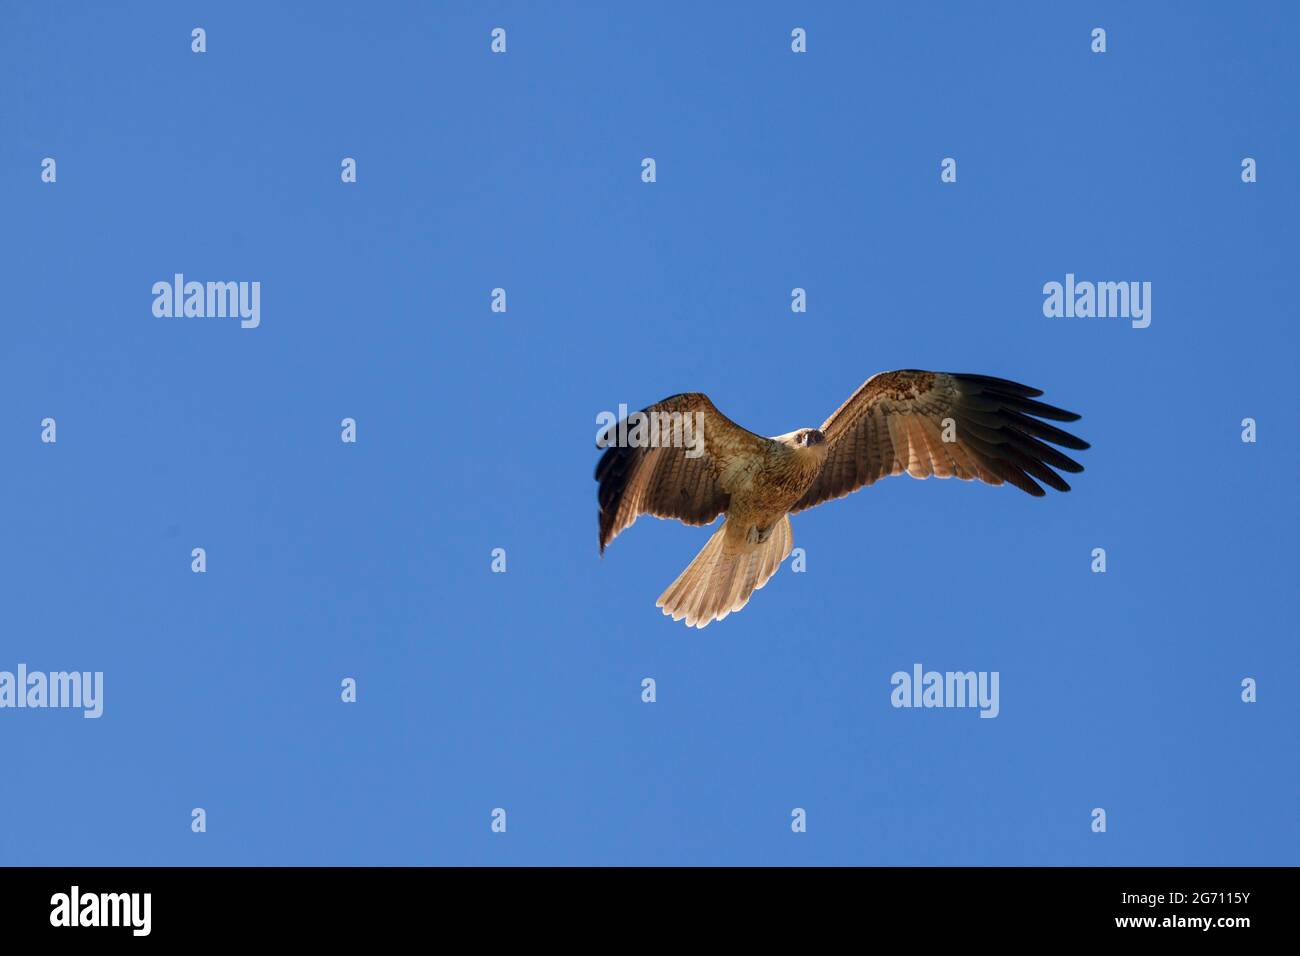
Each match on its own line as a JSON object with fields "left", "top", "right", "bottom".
{"left": 595, "top": 370, "right": 1088, "bottom": 628}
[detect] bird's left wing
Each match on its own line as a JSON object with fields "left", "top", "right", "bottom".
{"left": 596, "top": 392, "right": 769, "bottom": 553}
{"left": 791, "top": 370, "right": 1089, "bottom": 513}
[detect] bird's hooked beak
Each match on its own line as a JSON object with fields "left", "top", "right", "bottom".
{"left": 801, "top": 429, "right": 826, "bottom": 447}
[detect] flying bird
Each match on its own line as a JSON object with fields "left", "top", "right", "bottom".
{"left": 595, "top": 370, "right": 1088, "bottom": 628}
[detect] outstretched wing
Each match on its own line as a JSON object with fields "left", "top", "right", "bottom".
{"left": 596, "top": 393, "right": 769, "bottom": 553}
{"left": 792, "top": 370, "right": 1089, "bottom": 512}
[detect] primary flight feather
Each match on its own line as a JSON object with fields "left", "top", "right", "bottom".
{"left": 595, "top": 369, "right": 1089, "bottom": 628}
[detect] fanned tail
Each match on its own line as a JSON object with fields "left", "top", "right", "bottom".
{"left": 656, "top": 517, "right": 793, "bottom": 629}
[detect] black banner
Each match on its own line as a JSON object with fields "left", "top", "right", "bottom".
{"left": 0, "top": 866, "right": 1282, "bottom": 941}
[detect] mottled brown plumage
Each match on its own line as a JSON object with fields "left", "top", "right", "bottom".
{"left": 596, "top": 370, "right": 1088, "bottom": 628}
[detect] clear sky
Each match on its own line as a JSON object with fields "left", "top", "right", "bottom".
{"left": 0, "top": 2, "right": 1295, "bottom": 866}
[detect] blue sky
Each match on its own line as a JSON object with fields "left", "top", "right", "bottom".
{"left": 0, "top": 1, "right": 1295, "bottom": 865}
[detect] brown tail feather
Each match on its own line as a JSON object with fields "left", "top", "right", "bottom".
{"left": 656, "top": 517, "right": 793, "bottom": 629}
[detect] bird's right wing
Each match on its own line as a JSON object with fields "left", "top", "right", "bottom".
{"left": 595, "top": 393, "right": 769, "bottom": 553}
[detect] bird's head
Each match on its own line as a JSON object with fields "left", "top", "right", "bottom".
{"left": 777, "top": 428, "right": 828, "bottom": 456}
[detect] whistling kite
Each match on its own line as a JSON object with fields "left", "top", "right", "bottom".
{"left": 596, "top": 370, "right": 1088, "bottom": 628}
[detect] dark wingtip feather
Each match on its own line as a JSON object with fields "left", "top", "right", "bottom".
{"left": 1004, "top": 410, "right": 1090, "bottom": 451}
{"left": 596, "top": 442, "right": 636, "bottom": 552}
{"left": 999, "top": 394, "right": 1081, "bottom": 422}
{"left": 997, "top": 461, "right": 1046, "bottom": 496}
{"left": 952, "top": 373, "right": 1044, "bottom": 398}
{"left": 950, "top": 372, "right": 1090, "bottom": 497}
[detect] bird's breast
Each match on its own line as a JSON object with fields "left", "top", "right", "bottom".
{"left": 730, "top": 444, "right": 823, "bottom": 515}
